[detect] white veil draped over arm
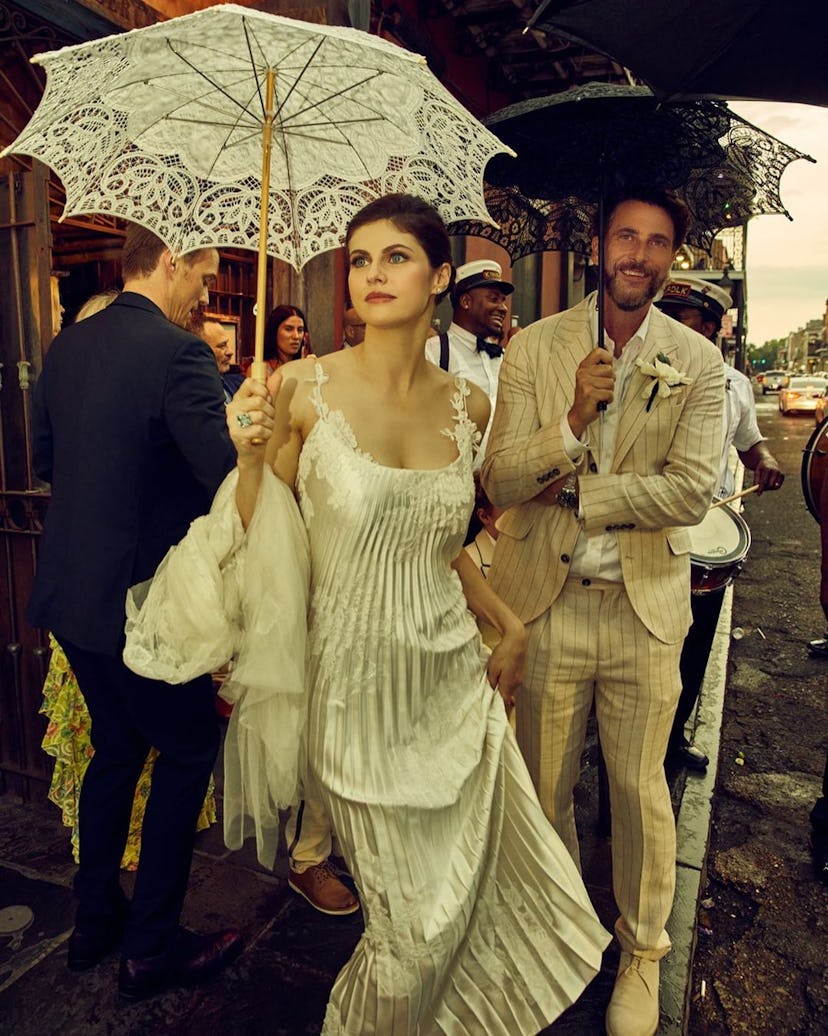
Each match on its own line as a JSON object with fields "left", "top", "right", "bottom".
{"left": 124, "top": 467, "right": 310, "bottom": 870}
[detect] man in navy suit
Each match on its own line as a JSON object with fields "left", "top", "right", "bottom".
{"left": 29, "top": 225, "right": 242, "bottom": 999}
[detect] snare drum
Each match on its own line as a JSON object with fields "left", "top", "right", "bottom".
{"left": 688, "top": 503, "right": 751, "bottom": 595}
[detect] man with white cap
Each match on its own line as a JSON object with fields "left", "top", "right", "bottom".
{"left": 656, "top": 275, "right": 784, "bottom": 771}
{"left": 425, "top": 258, "right": 514, "bottom": 463}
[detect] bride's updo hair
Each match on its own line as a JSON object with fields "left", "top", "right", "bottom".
{"left": 345, "top": 194, "right": 453, "bottom": 302}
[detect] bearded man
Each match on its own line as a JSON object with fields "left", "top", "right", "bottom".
{"left": 481, "top": 188, "right": 724, "bottom": 1036}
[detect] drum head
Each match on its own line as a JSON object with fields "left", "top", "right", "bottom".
{"left": 688, "top": 504, "right": 751, "bottom": 565}
{"left": 801, "top": 416, "right": 828, "bottom": 524}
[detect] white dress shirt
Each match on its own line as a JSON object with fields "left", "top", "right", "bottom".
{"left": 717, "top": 366, "right": 763, "bottom": 499}
{"left": 560, "top": 300, "right": 654, "bottom": 583}
{"left": 425, "top": 322, "right": 502, "bottom": 465}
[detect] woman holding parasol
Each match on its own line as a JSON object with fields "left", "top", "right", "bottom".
{"left": 209, "top": 193, "right": 609, "bottom": 1032}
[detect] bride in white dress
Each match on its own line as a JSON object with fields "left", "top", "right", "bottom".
{"left": 227, "top": 194, "right": 609, "bottom": 1034}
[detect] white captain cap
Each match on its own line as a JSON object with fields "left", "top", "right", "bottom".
{"left": 656, "top": 275, "right": 732, "bottom": 329}
{"left": 451, "top": 259, "right": 514, "bottom": 305}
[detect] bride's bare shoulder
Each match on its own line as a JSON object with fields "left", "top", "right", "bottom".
{"left": 279, "top": 355, "right": 323, "bottom": 382}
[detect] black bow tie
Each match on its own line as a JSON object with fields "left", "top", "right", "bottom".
{"left": 476, "top": 337, "right": 503, "bottom": 358}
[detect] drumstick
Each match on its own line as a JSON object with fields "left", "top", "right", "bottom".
{"left": 711, "top": 484, "right": 761, "bottom": 509}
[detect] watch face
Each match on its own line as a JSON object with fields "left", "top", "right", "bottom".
{"left": 557, "top": 475, "right": 578, "bottom": 508}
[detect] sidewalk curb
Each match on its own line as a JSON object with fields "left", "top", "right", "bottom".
{"left": 661, "top": 582, "right": 732, "bottom": 1033}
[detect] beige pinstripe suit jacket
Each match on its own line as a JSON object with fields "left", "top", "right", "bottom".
{"left": 481, "top": 295, "right": 725, "bottom": 645}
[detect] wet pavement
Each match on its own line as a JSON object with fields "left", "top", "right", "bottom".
{"left": 0, "top": 689, "right": 725, "bottom": 1036}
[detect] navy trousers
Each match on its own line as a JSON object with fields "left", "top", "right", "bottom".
{"left": 58, "top": 637, "right": 219, "bottom": 959}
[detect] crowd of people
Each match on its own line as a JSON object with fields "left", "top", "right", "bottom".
{"left": 29, "top": 183, "right": 821, "bottom": 1036}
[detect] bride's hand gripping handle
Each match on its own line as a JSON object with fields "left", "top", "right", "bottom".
{"left": 227, "top": 375, "right": 278, "bottom": 461}
{"left": 227, "top": 376, "right": 278, "bottom": 529}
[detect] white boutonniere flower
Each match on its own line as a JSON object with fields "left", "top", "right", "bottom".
{"left": 635, "top": 352, "right": 692, "bottom": 412}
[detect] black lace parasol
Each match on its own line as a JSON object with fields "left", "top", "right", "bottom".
{"left": 449, "top": 84, "right": 811, "bottom": 261}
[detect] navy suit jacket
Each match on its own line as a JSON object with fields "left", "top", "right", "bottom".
{"left": 28, "top": 292, "right": 237, "bottom": 656}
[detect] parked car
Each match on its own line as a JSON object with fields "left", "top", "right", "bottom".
{"left": 761, "top": 369, "right": 788, "bottom": 394}
{"left": 778, "top": 375, "right": 828, "bottom": 414}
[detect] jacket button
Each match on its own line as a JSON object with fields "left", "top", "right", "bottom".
{"left": 560, "top": 554, "right": 570, "bottom": 563}
{"left": 551, "top": 467, "right": 560, "bottom": 477}
{"left": 581, "top": 578, "right": 591, "bottom": 587}
{"left": 536, "top": 475, "right": 545, "bottom": 484}
{"left": 589, "top": 462, "right": 598, "bottom": 473}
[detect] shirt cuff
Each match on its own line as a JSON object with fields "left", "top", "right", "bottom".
{"left": 560, "top": 414, "right": 589, "bottom": 461}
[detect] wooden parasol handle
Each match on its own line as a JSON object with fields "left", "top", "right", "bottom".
{"left": 249, "top": 66, "right": 275, "bottom": 443}
{"left": 251, "top": 65, "right": 275, "bottom": 389}
{"left": 710, "top": 483, "right": 760, "bottom": 509}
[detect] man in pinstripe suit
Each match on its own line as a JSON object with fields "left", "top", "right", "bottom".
{"left": 482, "top": 188, "right": 724, "bottom": 1036}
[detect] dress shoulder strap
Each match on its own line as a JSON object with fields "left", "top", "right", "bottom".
{"left": 451, "top": 375, "right": 470, "bottom": 419}
{"left": 442, "top": 376, "right": 481, "bottom": 456}
{"left": 307, "top": 361, "right": 330, "bottom": 417}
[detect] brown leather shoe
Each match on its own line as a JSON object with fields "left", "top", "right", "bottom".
{"left": 118, "top": 928, "right": 244, "bottom": 1001}
{"left": 288, "top": 861, "right": 359, "bottom": 916}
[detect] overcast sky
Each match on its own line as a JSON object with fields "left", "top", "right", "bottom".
{"left": 729, "top": 101, "right": 828, "bottom": 347}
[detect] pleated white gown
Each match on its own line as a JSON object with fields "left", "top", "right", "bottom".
{"left": 298, "top": 366, "right": 609, "bottom": 1035}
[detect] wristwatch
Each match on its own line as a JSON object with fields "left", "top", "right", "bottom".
{"left": 556, "top": 473, "right": 579, "bottom": 510}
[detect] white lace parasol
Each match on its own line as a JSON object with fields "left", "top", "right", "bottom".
{"left": 4, "top": 5, "right": 509, "bottom": 271}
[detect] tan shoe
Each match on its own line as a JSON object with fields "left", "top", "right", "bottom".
{"left": 605, "top": 952, "right": 660, "bottom": 1036}
{"left": 288, "top": 861, "right": 360, "bottom": 916}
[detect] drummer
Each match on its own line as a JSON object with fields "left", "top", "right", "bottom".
{"left": 656, "top": 276, "right": 785, "bottom": 772}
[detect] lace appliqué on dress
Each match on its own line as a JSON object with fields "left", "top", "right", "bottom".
{"left": 438, "top": 377, "right": 480, "bottom": 511}
{"left": 298, "top": 365, "right": 344, "bottom": 520}
{"left": 443, "top": 377, "right": 482, "bottom": 457}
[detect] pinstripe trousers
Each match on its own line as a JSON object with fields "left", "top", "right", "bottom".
{"left": 516, "top": 577, "right": 681, "bottom": 958}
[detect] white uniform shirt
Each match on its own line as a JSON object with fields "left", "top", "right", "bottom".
{"left": 561, "top": 299, "right": 654, "bottom": 583}
{"left": 425, "top": 322, "right": 502, "bottom": 466}
{"left": 717, "top": 366, "right": 763, "bottom": 499}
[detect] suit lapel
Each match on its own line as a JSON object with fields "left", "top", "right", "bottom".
{"left": 548, "top": 298, "right": 594, "bottom": 412}
{"left": 611, "top": 309, "right": 679, "bottom": 473}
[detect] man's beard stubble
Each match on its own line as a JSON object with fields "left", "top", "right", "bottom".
{"left": 603, "top": 263, "right": 665, "bottom": 313}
